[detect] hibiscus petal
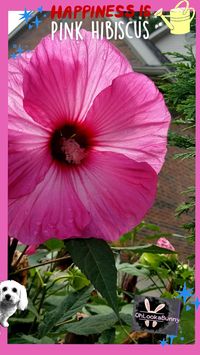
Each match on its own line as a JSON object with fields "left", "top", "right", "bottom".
{"left": 9, "top": 52, "right": 32, "bottom": 76}
{"left": 9, "top": 151, "right": 157, "bottom": 244}
{"left": 84, "top": 72, "right": 171, "bottom": 173}
{"left": 9, "top": 164, "right": 91, "bottom": 245}
{"left": 9, "top": 55, "right": 52, "bottom": 199}
{"left": 9, "top": 147, "right": 52, "bottom": 199}
{"left": 23, "top": 30, "right": 132, "bottom": 129}
{"left": 26, "top": 244, "right": 39, "bottom": 255}
{"left": 70, "top": 151, "right": 157, "bottom": 242}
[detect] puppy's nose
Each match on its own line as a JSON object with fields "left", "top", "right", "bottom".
{"left": 5, "top": 294, "right": 11, "bottom": 301}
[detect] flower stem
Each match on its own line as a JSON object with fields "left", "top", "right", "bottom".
{"left": 9, "top": 256, "right": 71, "bottom": 276}
{"left": 8, "top": 238, "right": 18, "bottom": 274}
{"left": 12, "top": 245, "right": 29, "bottom": 268}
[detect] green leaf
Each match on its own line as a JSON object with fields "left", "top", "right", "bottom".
{"left": 85, "top": 304, "right": 114, "bottom": 315}
{"left": 68, "top": 267, "right": 90, "bottom": 290}
{"left": 39, "top": 336, "right": 55, "bottom": 344}
{"left": 117, "top": 263, "right": 150, "bottom": 276}
{"left": 10, "top": 335, "right": 55, "bottom": 344}
{"left": 98, "top": 328, "right": 116, "bottom": 344}
{"left": 114, "top": 324, "right": 130, "bottom": 344}
{"left": 119, "top": 312, "right": 133, "bottom": 327}
{"left": 44, "top": 238, "right": 65, "bottom": 250}
{"left": 9, "top": 316, "right": 35, "bottom": 324}
{"left": 14, "top": 335, "right": 39, "bottom": 344}
{"left": 173, "top": 304, "right": 195, "bottom": 344}
{"left": 59, "top": 313, "right": 118, "bottom": 336}
{"left": 120, "top": 304, "right": 134, "bottom": 315}
{"left": 38, "top": 285, "right": 92, "bottom": 337}
{"left": 112, "top": 244, "right": 177, "bottom": 254}
{"left": 143, "top": 223, "right": 160, "bottom": 231}
{"left": 27, "top": 298, "right": 40, "bottom": 320}
{"left": 9, "top": 336, "right": 37, "bottom": 344}
{"left": 65, "top": 238, "right": 118, "bottom": 314}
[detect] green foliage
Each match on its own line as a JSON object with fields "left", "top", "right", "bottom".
{"left": 119, "top": 221, "right": 161, "bottom": 244}
{"left": 98, "top": 328, "right": 116, "bottom": 344}
{"left": 159, "top": 46, "right": 195, "bottom": 243}
{"left": 39, "top": 286, "right": 92, "bottom": 338}
{"left": 8, "top": 237, "right": 195, "bottom": 344}
{"left": 173, "top": 263, "right": 194, "bottom": 290}
{"left": 160, "top": 46, "right": 195, "bottom": 120}
{"left": 9, "top": 335, "right": 55, "bottom": 344}
{"left": 112, "top": 244, "right": 176, "bottom": 254}
{"left": 65, "top": 238, "right": 118, "bottom": 314}
{"left": 60, "top": 313, "right": 118, "bottom": 336}
{"left": 176, "top": 186, "right": 195, "bottom": 243}
{"left": 44, "top": 239, "right": 65, "bottom": 251}
{"left": 117, "top": 263, "right": 150, "bottom": 277}
{"left": 173, "top": 304, "right": 195, "bottom": 344}
{"left": 168, "top": 131, "right": 194, "bottom": 149}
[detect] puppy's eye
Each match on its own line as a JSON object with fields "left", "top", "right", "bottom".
{"left": 2, "top": 287, "right": 7, "bottom": 292}
{"left": 12, "top": 288, "right": 17, "bottom": 293}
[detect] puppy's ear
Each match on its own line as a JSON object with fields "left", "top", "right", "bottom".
{"left": 18, "top": 285, "right": 28, "bottom": 311}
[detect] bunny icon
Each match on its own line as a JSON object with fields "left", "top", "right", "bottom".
{"left": 144, "top": 298, "right": 165, "bottom": 328}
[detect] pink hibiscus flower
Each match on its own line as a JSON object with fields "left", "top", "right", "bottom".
{"left": 156, "top": 238, "right": 175, "bottom": 251}
{"left": 8, "top": 30, "right": 170, "bottom": 245}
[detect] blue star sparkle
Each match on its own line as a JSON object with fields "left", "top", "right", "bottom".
{"left": 167, "top": 335, "right": 177, "bottom": 345}
{"left": 160, "top": 339, "right": 168, "bottom": 347}
{"left": 192, "top": 297, "right": 200, "bottom": 310}
{"left": 37, "top": 6, "right": 43, "bottom": 13}
{"left": 10, "top": 53, "right": 17, "bottom": 59}
{"left": 32, "top": 16, "right": 42, "bottom": 29}
{"left": 19, "top": 8, "right": 33, "bottom": 23}
{"left": 16, "top": 46, "right": 24, "bottom": 56}
{"left": 176, "top": 282, "right": 193, "bottom": 304}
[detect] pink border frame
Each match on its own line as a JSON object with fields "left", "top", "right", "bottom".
{"left": 1, "top": 0, "right": 199, "bottom": 353}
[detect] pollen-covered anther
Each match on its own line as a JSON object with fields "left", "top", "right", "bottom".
{"left": 60, "top": 138, "right": 86, "bottom": 164}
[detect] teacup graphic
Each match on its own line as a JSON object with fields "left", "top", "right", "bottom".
{"left": 154, "top": 0, "right": 195, "bottom": 35}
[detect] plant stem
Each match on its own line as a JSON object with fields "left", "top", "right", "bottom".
{"left": 32, "top": 285, "right": 43, "bottom": 304}
{"left": 36, "top": 269, "right": 46, "bottom": 287}
{"left": 30, "top": 287, "right": 47, "bottom": 333}
{"left": 156, "top": 271, "right": 166, "bottom": 289}
{"left": 38, "top": 287, "right": 47, "bottom": 315}
{"left": 27, "top": 272, "right": 37, "bottom": 296}
{"left": 56, "top": 317, "right": 75, "bottom": 327}
{"left": 8, "top": 238, "right": 18, "bottom": 273}
{"left": 46, "top": 275, "right": 69, "bottom": 291}
{"left": 137, "top": 286, "right": 160, "bottom": 295}
{"left": 119, "top": 320, "right": 137, "bottom": 344}
{"left": 12, "top": 245, "right": 29, "bottom": 268}
{"left": 46, "top": 285, "right": 68, "bottom": 298}
{"left": 32, "top": 273, "right": 49, "bottom": 305}
{"left": 10, "top": 256, "right": 71, "bottom": 275}
{"left": 30, "top": 273, "right": 50, "bottom": 333}
{"left": 149, "top": 276, "right": 163, "bottom": 295}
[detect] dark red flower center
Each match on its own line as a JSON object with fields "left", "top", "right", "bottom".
{"left": 50, "top": 124, "right": 92, "bottom": 165}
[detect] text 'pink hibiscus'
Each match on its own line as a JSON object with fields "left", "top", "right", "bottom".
{"left": 8, "top": 30, "right": 171, "bottom": 245}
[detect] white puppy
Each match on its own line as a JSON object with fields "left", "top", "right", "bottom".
{"left": 0, "top": 280, "right": 28, "bottom": 328}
